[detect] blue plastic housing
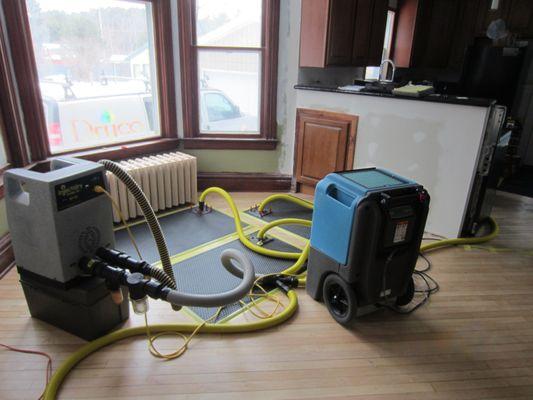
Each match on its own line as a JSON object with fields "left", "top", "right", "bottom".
{"left": 310, "top": 168, "right": 418, "bottom": 265}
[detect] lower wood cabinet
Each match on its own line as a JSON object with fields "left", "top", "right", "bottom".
{"left": 294, "top": 108, "right": 358, "bottom": 194}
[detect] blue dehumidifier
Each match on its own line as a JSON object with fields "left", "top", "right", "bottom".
{"left": 307, "top": 168, "right": 430, "bottom": 325}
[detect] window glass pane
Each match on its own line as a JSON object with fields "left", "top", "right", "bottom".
{"left": 26, "top": 0, "right": 160, "bottom": 153}
{"left": 198, "top": 50, "right": 260, "bottom": 134}
{"left": 0, "top": 129, "right": 7, "bottom": 166}
{"left": 196, "top": 0, "right": 261, "bottom": 48}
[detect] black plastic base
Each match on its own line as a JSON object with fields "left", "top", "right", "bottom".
{"left": 19, "top": 269, "right": 129, "bottom": 341}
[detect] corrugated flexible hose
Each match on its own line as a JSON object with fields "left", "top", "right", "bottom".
{"left": 98, "top": 160, "right": 177, "bottom": 289}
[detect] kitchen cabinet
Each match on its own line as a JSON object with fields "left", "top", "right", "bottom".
{"left": 507, "top": 0, "right": 533, "bottom": 37}
{"left": 476, "top": 0, "right": 533, "bottom": 38}
{"left": 299, "top": 0, "right": 388, "bottom": 68}
{"left": 352, "top": 0, "right": 389, "bottom": 66}
{"left": 392, "top": 0, "right": 463, "bottom": 69}
{"left": 294, "top": 108, "right": 358, "bottom": 194}
{"left": 393, "top": 0, "right": 533, "bottom": 70}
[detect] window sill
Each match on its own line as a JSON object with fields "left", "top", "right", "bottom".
{"left": 0, "top": 137, "right": 181, "bottom": 199}
{"left": 53, "top": 137, "right": 180, "bottom": 162}
{"left": 182, "top": 137, "right": 278, "bottom": 150}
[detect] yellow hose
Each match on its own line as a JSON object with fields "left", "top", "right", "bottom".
{"left": 420, "top": 218, "right": 499, "bottom": 253}
{"left": 43, "top": 291, "right": 298, "bottom": 400}
{"left": 199, "top": 187, "right": 302, "bottom": 260}
{"left": 257, "top": 218, "right": 312, "bottom": 240}
{"left": 258, "top": 193, "right": 314, "bottom": 213}
{"left": 254, "top": 193, "right": 500, "bottom": 255}
{"left": 253, "top": 217, "right": 312, "bottom": 275}
{"left": 43, "top": 190, "right": 500, "bottom": 399}
{"left": 45, "top": 190, "right": 309, "bottom": 399}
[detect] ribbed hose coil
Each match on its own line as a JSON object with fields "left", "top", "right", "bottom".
{"left": 145, "top": 265, "right": 174, "bottom": 288}
{"left": 99, "top": 160, "right": 177, "bottom": 289}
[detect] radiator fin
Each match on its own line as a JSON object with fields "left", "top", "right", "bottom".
{"left": 105, "top": 152, "right": 198, "bottom": 223}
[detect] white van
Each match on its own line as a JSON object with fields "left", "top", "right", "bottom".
{"left": 41, "top": 77, "right": 259, "bottom": 153}
{"left": 41, "top": 78, "right": 156, "bottom": 153}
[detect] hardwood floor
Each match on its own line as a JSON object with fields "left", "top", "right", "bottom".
{"left": 1, "top": 191, "right": 533, "bottom": 399}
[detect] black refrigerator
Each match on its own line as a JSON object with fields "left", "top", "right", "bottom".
{"left": 459, "top": 39, "right": 526, "bottom": 235}
{"left": 460, "top": 38, "right": 526, "bottom": 109}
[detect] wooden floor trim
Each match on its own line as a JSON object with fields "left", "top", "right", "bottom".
{"left": 0, "top": 233, "right": 14, "bottom": 279}
{"left": 198, "top": 172, "right": 292, "bottom": 192}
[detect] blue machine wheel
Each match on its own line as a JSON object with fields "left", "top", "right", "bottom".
{"left": 323, "top": 274, "right": 357, "bottom": 325}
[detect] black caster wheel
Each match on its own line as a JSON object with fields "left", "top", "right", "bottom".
{"left": 396, "top": 276, "right": 415, "bottom": 306}
{"left": 322, "top": 274, "right": 357, "bottom": 326}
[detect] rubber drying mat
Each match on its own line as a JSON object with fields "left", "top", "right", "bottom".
{"left": 173, "top": 236, "right": 301, "bottom": 321}
{"left": 246, "top": 199, "right": 313, "bottom": 239}
{"left": 115, "top": 208, "right": 246, "bottom": 264}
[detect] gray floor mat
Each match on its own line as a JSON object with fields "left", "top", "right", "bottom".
{"left": 114, "top": 208, "right": 245, "bottom": 264}
{"left": 245, "top": 199, "right": 313, "bottom": 239}
{"left": 173, "top": 236, "right": 300, "bottom": 321}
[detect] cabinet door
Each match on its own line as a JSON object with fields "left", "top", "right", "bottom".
{"left": 294, "top": 109, "right": 358, "bottom": 194}
{"left": 392, "top": 0, "right": 419, "bottom": 68}
{"left": 474, "top": 0, "right": 533, "bottom": 37}
{"left": 393, "top": 0, "right": 463, "bottom": 68}
{"left": 299, "top": 0, "right": 330, "bottom": 67}
{"left": 351, "top": 0, "right": 375, "bottom": 66}
{"left": 367, "top": 0, "right": 389, "bottom": 66}
{"left": 412, "top": 0, "right": 461, "bottom": 68}
{"left": 449, "top": 0, "right": 481, "bottom": 70}
{"left": 507, "top": 0, "right": 533, "bottom": 37}
{"left": 351, "top": 0, "right": 389, "bottom": 66}
{"left": 325, "top": 0, "right": 357, "bottom": 65}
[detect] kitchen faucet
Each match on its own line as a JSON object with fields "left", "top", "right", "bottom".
{"left": 379, "top": 59, "right": 395, "bottom": 83}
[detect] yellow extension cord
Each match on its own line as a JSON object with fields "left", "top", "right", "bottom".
{"left": 44, "top": 190, "right": 499, "bottom": 399}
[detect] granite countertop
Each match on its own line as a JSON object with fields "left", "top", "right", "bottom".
{"left": 294, "top": 84, "right": 495, "bottom": 108}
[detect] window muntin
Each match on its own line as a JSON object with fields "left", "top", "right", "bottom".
{"left": 26, "top": 0, "right": 161, "bottom": 154}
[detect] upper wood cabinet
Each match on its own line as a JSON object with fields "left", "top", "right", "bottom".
{"left": 353, "top": 0, "right": 389, "bottom": 66}
{"left": 392, "top": 0, "right": 464, "bottom": 69}
{"left": 475, "top": 0, "right": 533, "bottom": 38}
{"left": 299, "top": 0, "right": 389, "bottom": 68}
{"left": 393, "top": 0, "right": 533, "bottom": 70}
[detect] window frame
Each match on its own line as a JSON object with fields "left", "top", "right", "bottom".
{"left": 178, "top": 0, "right": 279, "bottom": 150}
{"left": 0, "top": 5, "right": 31, "bottom": 198}
{"left": 2, "top": 0, "right": 178, "bottom": 162}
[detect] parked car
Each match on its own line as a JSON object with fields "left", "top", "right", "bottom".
{"left": 40, "top": 77, "right": 155, "bottom": 152}
{"left": 199, "top": 88, "right": 258, "bottom": 133}
{"left": 41, "top": 77, "right": 258, "bottom": 152}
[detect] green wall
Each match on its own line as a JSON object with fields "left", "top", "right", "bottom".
{"left": 0, "top": 199, "right": 8, "bottom": 236}
{"left": 183, "top": 148, "right": 282, "bottom": 173}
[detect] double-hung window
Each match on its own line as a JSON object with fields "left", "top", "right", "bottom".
{"left": 179, "top": 0, "right": 279, "bottom": 149}
{"left": 3, "top": 0, "right": 177, "bottom": 160}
